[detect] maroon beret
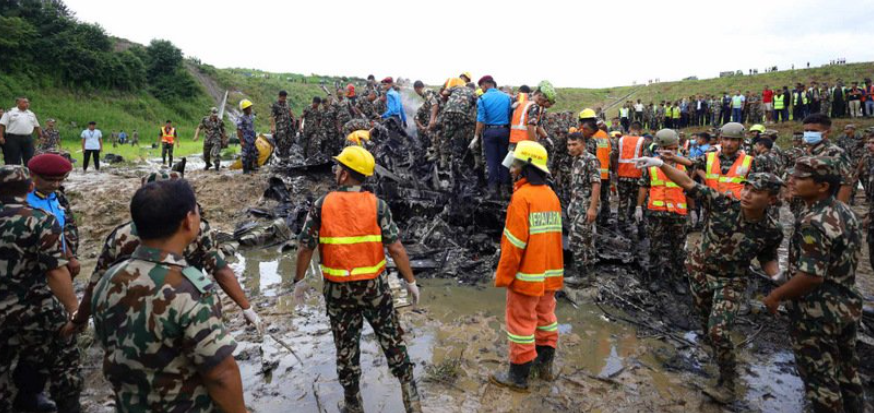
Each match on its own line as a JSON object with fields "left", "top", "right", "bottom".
{"left": 381, "top": 77, "right": 393, "bottom": 84}
{"left": 28, "top": 153, "right": 72, "bottom": 176}
{"left": 478, "top": 75, "right": 495, "bottom": 86}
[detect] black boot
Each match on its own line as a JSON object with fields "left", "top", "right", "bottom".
{"left": 489, "top": 362, "right": 532, "bottom": 392}
{"left": 531, "top": 346, "right": 557, "bottom": 381}
{"left": 53, "top": 396, "right": 80, "bottom": 413}
{"left": 339, "top": 387, "right": 364, "bottom": 413}
{"left": 13, "top": 392, "right": 57, "bottom": 413}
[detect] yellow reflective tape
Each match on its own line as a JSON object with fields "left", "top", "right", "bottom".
{"left": 515, "top": 272, "right": 545, "bottom": 282}
{"left": 503, "top": 228, "right": 527, "bottom": 249}
{"left": 718, "top": 176, "right": 744, "bottom": 183}
{"left": 544, "top": 269, "right": 564, "bottom": 278}
{"left": 319, "top": 235, "right": 382, "bottom": 245}
{"left": 507, "top": 331, "right": 535, "bottom": 344}
{"left": 537, "top": 322, "right": 559, "bottom": 332}
{"left": 705, "top": 174, "right": 719, "bottom": 179}
{"left": 320, "top": 259, "right": 387, "bottom": 277}
{"left": 665, "top": 182, "right": 680, "bottom": 188}
{"left": 529, "top": 225, "right": 562, "bottom": 235}
{"left": 652, "top": 201, "right": 665, "bottom": 206}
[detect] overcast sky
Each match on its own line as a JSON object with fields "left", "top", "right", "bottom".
{"left": 67, "top": 0, "right": 873, "bottom": 88}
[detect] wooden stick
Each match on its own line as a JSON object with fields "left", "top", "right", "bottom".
{"left": 268, "top": 332, "right": 304, "bottom": 365}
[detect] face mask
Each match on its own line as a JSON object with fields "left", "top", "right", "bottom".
{"left": 502, "top": 151, "right": 516, "bottom": 169}
{"left": 803, "top": 131, "right": 823, "bottom": 145}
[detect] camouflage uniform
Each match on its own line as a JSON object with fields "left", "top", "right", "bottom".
{"left": 199, "top": 115, "right": 225, "bottom": 170}
{"left": 271, "top": 100, "right": 295, "bottom": 157}
{"left": 439, "top": 86, "right": 476, "bottom": 175}
{"left": 787, "top": 159, "right": 865, "bottom": 412}
{"left": 297, "top": 186, "right": 417, "bottom": 406}
{"left": 334, "top": 97, "right": 354, "bottom": 134}
{"left": 38, "top": 128, "right": 61, "bottom": 154}
{"left": 320, "top": 102, "right": 340, "bottom": 156}
{"left": 356, "top": 97, "right": 379, "bottom": 121}
{"left": 835, "top": 133, "right": 865, "bottom": 200}
{"left": 808, "top": 140, "right": 855, "bottom": 188}
{"left": 686, "top": 182, "right": 782, "bottom": 387}
{"left": 746, "top": 94, "right": 761, "bottom": 124}
{"left": 236, "top": 113, "right": 258, "bottom": 173}
{"left": 567, "top": 152, "right": 602, "bottom": 275}
{"left": 0, "top": 167, "right": 82, "bottom": 412}
{"left": 416, "top": 89, "right": 440, "bottom": 152}
{"left": 638, "top": 166, "right": 687, "bottom": 281}
{"left": 754, "top": 150, "right": 784, "bottom": 177}
{"left": 342, "top": 118, "right": 371, "bottom": 139}
{"left": 91, "top": 246, "right": 237, "bottom": 412}
{"left": 301, "top": 105, "right": 322, "bottom": 158}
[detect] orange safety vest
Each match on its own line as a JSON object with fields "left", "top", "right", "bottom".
{"left": 495, "top": 179, "right": 564, "bottom": 296}
{"left": 510, "top": 100, "right": 537, "bottom": 143}
{"left": 704, "top": 152, "right": 753, "bottom": 198}
{"left": 647, "top": 165, "right": 688, "bottom": 215}
{"left": 593, "top": 130, "right": 611, "bottom": 180}
{"left": 318, "top": 191, "right": 386, "bottom": 283}
{"left": 161, "top": 127, "right": 176, "bottom": 144}
{"left": 617, "top": 135, "right": 644, "bottom": 178}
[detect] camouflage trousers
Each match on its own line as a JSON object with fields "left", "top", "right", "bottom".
{"left": 300, "top": 129, "right": 320, "bottom": 159}
{"left": 616, "top": 179, "right": 639, "bottom": 228}
{"left": 274, "top": 129, "right": 294, "bottom": 158}
{"left": 324, "top": 275, "right": 415, "bottom": 393}
{"left": 789, "top": 319, "right": 865, "bottom": 413}
{"left": 241, "top": 137, "right": 258, "bottom": 173}
{"left": 553, "top": 157, "right": 573, "bottom": 207}
{"left": 320, "top": 130, "right": 341, "bottom": 157}
{"left": 440, "top": 113, "right": 475, "bottom": 174}
{"left": 646, "top": 213, "right": 687, "bottom": 279}
{"left": 688, "top": 270, "right": 746, "bottom": 381}
{"left": 0, "top": 300, "right": 82, "bottom": 411}
{"left": 569, "top": 209, "right": 596, "bottom": 275}
{"left": 343, "top": 119, "right": 371, "bottom": 137}
{"left": 203, "top": 136, "right": 222, "bottom": 170}
{"left": 597, "top": 179, "right": 611, "bottom": 226}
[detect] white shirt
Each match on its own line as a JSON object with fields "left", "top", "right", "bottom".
{"left": 81, "top": 129, "right": 103, "bottom": 150}
{"left": 634, "top": 103, "right": 644, "bottom": 112}
{"left": 0, "top": 107, "right": 40, "bottom": 135}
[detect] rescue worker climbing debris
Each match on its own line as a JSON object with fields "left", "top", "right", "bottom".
{"left": 237, "top": 99, "right": 258, "bottom": 174}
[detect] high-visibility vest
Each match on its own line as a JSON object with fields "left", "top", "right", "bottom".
{"left": 732, "top": 95, "right": 743, "bottom": 108}
{"left": 647, "top": 165, "right": 688, "bottom": 215}
{"left": 318, "top": 191, "right": 386, "bottom": 283}
{"left": 619, "top": 107, "right": 629, "bottom": 118}
{"left": 161, "top": 127, "right": 176, "bottom": 144}
{"left": 795, "top": 91, "right": 807, "bottom": 105}
{"left": 704, "top": 152, "right": 753, "bottom": 199}
{"left": 516, "top": 93, "right": 529, "bottom": 106}
{"left": 594, "top": 130, "right": 611, "bottom": 179}
{"left": 496, "top": 179, "right": 564, "bottom": 296}
{"left": 672, "top": 106, "right": 682, "bottom": 119}
{"left": 774, "top": 94, "right": 785, "bottom": 110}
{"left": 617, "top": 135, "right": 644, "bottom": 178}
{"left": 510, "top": 101, "right": 537, "bottom": 143}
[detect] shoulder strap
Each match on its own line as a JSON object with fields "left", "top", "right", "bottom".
{"left": 182, "top": 266, "right": 210, "bottom": 294}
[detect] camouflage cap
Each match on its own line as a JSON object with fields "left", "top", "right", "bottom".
{"left": 210, "top": 107, "right": 219, "bottom": 114}
{"left": 744, "top": 172, "right": 784, "bottom": 193}
{"left": 865, "top": 126, "right": 874, "bottom": 136}
{"left": 142, "top": 170, "right": 181, "bottom": 185}
{"left": 763, "top": 129, "right": 779, "bottom": 138}
{"left": 0, "top": 165, "right": 30, "bottom": 184}
{"left": 844, "top": 123, "right": 856, "bottom": 130}
{"left": 793, "top": 156, "right": 837, "bottom": 179}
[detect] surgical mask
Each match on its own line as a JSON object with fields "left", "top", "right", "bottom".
{"left": 502, "top": 151, "right": 516, "bottom": 169}
{"left": 803, "top": 131, "right": 823, "bottom": 145}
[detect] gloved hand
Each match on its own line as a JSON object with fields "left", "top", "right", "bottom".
{"left": 770, "top": 269, "right": 787, "bottom": 285}
{"left": 634, "top": 206, "right": 643, "bottom": 224}
{"left": 242, "top": 308, "right": 264, "bottom": 335}
{"left": 690, "top": 210, "right": 699, "bottom": 227}
{"left": 404, "top": 280, "right": 420, "bottom": 306}
{"left": 633, "top": 156, "right": 663, "bottom": 169}
{"left": 468, "top": 136, "right": 479, "bottom": 151}
{"left": 293, "top": 279, "right": 308, "bottom": 304}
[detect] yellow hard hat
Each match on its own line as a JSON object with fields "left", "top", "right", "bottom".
{"left": 475, "top": 88, "right": 484, "bottom": 96}
{"left": 568, "top": 127, "right": 579, "bottom": 134}
{"left": 461, "top": 71, "right": 472, "bottom": 80}
{"left": 444, "top": 77, "right": 466, "bottom": 90}
{"left": 512, "top": 140, "right": 550, "bottom": 174}
{"left": 333, "top": 145, "right": 375, "bottom": 177}
{"left": 346, "top": 129, "right": 371, "bottom": 146}
{"left": 239, "top": 99, "right": 253, "bottom": 110}
{"left": 578, "top": 108, "right": 597, "bottom": 120}
{"left": 749, "top": 124, "right": 766, "bottom": 133}
{"left": 610, "top": 131, "right": 622, "bottom": 138}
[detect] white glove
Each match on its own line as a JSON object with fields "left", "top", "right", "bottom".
{"left": 633, "top": 156, "right": 663, "bottom": 169}
{"left": 770, "top": 269, "right": 787, "bottom": 285}
{"left": 690, "top": 210, "right": 699, "bottom": 227}
{"left": 405, "top": 280, "right": 420, "bottom": 306}
{"left": 293, "top": 279, "right": 308, "bottom": 304}
{"left": 468, "top": 136, "right": 479, "bottom": 151}
{"left": 633, "top": 206, "right": 643, "bottom": 224}
{"left": 242, "top": 308, "right": 264, "bottom": 335}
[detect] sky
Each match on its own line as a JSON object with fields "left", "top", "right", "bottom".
{"left": 66, "top": 0, "right": 874, "bottom": 88}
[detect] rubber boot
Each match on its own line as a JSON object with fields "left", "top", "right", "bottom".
{"left": 53, "top": 396, "right": 81, "bottom": 413}
{"left": 13, "top": 392, "right": 58, "bottom": 413}
{"left": 400, "top": 380, "right": 423, "bottom": 413}
{"left": 489, "top": 362, "right": 532, "bottom": 393}
{"left": 339, "top": 387, "right": 364, "bottom": 413}
{"left": 531, "top": 346, "right": 557, "bottom": 381}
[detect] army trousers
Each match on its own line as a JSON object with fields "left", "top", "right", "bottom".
{"left": 240, "top": 137, "right": 258, "bottom": 173}
{"left": 688, "top": 271, "right": 745, "bottom": 381}
{"left": 0, "top": 299, "right": 82, "bottom": 411}
{"left": 569, "top": 210, "right": 596, "bottom": 275}
{"left": 790, "top": 319, "right": 865, "bottom": 413}
{"left": 324, "top": 275, "right": 415, "bottom": 393}
{"left": 203, "top": 137, "right": 222, "bottom": 170}
{"left": 505, "top": 289, "right": 558, "bottom": 364}
{"left": 274, "top": 129, "right": 294, "bottom": 158}
{"left": 646, "top": 213, "right": 687, "bottom": 279}
{"left": 597, "top": 179, "right": 611, "bottom": 226}
{"left": 301, "top": 129, "right": 320, "bottom": 159}
{"left": 616, "top": 179, "right": 639, "bottom": 228}
{"left": 440, "top": 113, "right": 475, "bottom": 175}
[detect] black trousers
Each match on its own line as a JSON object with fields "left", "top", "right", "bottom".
{"left": 83, "top": 150, "right": 100, "bottom": 171}
{"left": 2, "top": 133, "right": 35, "bottom": 166}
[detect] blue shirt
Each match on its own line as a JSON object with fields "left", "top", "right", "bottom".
{"left": 381, "top": 89, "right": 407, "bottom": 123}
{"left": 476, "top": 88, "right": 512, "bottom": 125}
{"left": 689, "top": 143, "right": 710, "bottom": 158}
{"left": 27, "top": 191, "right": 67, "bottom": 252}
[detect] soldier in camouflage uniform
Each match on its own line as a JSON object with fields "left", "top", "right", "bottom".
{"left": 414, "top": 81, "right": 440, "bottom": 155}
{"left": 333, "top": 93, "right": 354, "bottom": 139}
{"left": 803, "top": 114, "right": 856, "bottom": 203}
{"left": 753, "top": 137, "right": 784, "bottom": 176}
{"left": 356, "top": 91, "right": 380, "bottom": 121}
{"left": 236, "top": 100, "right": 258, "bottom": 173}
{"left": 747, "top": 92, "right": 762, "bottom": 124}
{"left": 293, "top": 146, "right": 422, "bottom": 413}
{"left": 299, "top": 97, "right": 322, "bottom": 159}
{"left": 91, "top": 179, "right": 246, "bottom": 413}
{"left": 566, "top": 130, "right": 602, "bottom": 281}
{"left": 271, "top": 91, "right": 296, "bottom": 158}
{"left": 763, "top": 157, "right": 866, "bottom": 413}
{"left": 863, "top": 133, "right": 874, "bottom": 261}
{"left": 321, "top": 97, "right": 341, "bottom": 156}
{"left": 194, "top": 107, "right": 227, "bottom": 171}
{"left": 37, "top": 118, "right": 61, "bottom": 154}
{"left": 0, "top": 166, "right": 83, "bottom": 413}
{"left": 439, "top": 81, "right": 477, "bottom": 181}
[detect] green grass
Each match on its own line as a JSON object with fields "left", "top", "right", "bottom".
{"left": 54, "top": 139, "right": 239, "bottom": 165}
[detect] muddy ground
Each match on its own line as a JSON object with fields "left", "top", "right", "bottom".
{"left": 63, "top": 159, "right": 873, "bottom": 413}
